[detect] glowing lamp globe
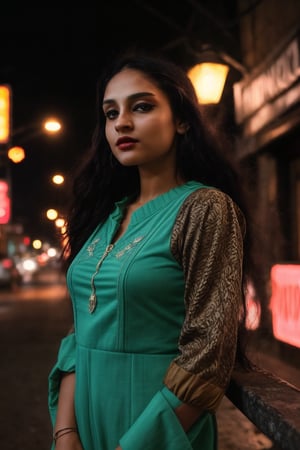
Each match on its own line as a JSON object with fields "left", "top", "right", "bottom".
{"left": 7, "top": 146, "right": 25, "bottom": 163}
{"left": 188, "top": 62, "right": 229, "bottom": 104}
{"left": 46, "top": 209, "right": 58, "bottom": 221}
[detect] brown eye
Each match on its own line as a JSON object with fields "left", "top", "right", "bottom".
{"left": 104, "top": 109, "right": 118, "bottom": 120}
{"left": 133, "top": 102, "right": 154, "bottom": 112}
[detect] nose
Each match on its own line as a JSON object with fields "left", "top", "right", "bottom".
{"left": 114, "top": 110, "right": 133, "bottom": 131}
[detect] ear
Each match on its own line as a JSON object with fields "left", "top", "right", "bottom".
{"left": 176, "top": 120, "right": 189, "bottom": 134}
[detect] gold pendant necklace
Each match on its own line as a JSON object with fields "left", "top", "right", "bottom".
{"left": 89, "top": 244, "right": 114, "bottom": 314}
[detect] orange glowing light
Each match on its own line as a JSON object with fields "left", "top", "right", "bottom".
{"left": 270, "top": 264, "right": 300, "bottom": 348}
{"left": 44, "top": 119, "right": 61, "bottom": 133}
{"left": 0, "top": 85, "right": 11, "bottom": 144}
{"left": 7, "top": 146, "right": 25, "bottom": 163}
{"left": 188, "top": 63, "right": 229, "bottom": 104}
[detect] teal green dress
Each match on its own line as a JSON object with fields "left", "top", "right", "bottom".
{"left": 48, "top": 181, "right": 245, "bottom": 450}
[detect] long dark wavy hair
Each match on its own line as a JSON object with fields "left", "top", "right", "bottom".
{"left": 63, "top": 51, "right": 254, "bottom": 368}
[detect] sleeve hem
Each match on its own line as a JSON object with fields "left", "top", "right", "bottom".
{"left": 164, "top": 362, "right": 225, "bottom": 411}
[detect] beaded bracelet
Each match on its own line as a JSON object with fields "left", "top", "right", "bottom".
{"left": 53, "top": 427, "right": 78, "bottom": 443}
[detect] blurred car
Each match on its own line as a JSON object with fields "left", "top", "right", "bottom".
{"left": 15, "top": 255, "right": 40, "bottom": 284}
{"left": 0, "top": 254, "right": 21, "bottom": 288}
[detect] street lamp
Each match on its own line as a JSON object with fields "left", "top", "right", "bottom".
{"left": 52, "top": 173, "right": 64, "bottom": 185}
{"left": 55, "top": 217, "right": 65, "bottom": 228}
{"left": 7, "top": 146, "right": 25, "bottom": 163}
{"left": 11, "top": 117, "right": 62, "bottom": 141}
{"left": 46, "top": 208, "right": 59, "bottom": 221}
{"left": 188, "top": 62, "right": 229, "bottom": 104}
{"left": 7, "top": 118, "right": 62, "bottom": 163}
{"left": 0, "top": 83, "right": 64, "bottom": 261}
{"left": 32, "top": 239, "right": 42, "bottom": 250}
{"left": 43, "top": 118, "right": 62, "bottom": 133}
{"left": 187, "top": 48, "right": 248, "bottom": 104}
{"left": 49, "top": 173, "right": 67, "bottom": 244}
{"left": 46, "top": 207, "right": 66, "bottom": 249}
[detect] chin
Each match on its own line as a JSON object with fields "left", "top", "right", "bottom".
{"left": 117, "top": 156, "right": 140, "bottom": 166}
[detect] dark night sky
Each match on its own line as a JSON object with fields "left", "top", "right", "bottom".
{"left": 0, "top": 2, "right": 239, "bottom": 242}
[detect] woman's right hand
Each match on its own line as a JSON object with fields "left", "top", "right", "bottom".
{"left": 54, "top": 372, "right": 81, "bottom": 449}
{"left": 54, "top": 431, "right": 84, "bottom": 450}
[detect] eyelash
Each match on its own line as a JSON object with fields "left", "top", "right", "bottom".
{"left": 104, "top": 102, "right": 155, "bottom": 120}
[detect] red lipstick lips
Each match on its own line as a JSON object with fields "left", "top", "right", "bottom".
{"left": 116, "top": 136, "right": 138, "bottom": 150}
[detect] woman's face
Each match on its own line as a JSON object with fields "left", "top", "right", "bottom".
{"left": 103, "top": 68, "right": 186, "bottom": 169}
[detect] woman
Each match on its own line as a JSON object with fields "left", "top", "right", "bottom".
{"left": 49, "top": 52, "right": 251, "bottom": 450}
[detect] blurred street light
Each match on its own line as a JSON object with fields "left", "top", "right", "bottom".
{"left": 32, "top": 239, "right": 42, "bottom": 250}
{"left": 55, "top": 217, "right": 65, "bottom": 228}
{"left": 0, "top": 83, "right": 65, "bottom": 260}
{"left": 7, "top": 146, "right": 25, "bottom": 163}
{"left": 11, "top": 117, "right": 62, "bottom": 141}
{"left": 48, "top": 174, "right": 67, "bottom": 247}
{"left": 7, "top": 118, "right": 62, "bottom": 163}
{"left": 46, "top": 208, "right": 58, "bottom": 221}
{"left": 43, "top": 119, "right": 61, "bottom": 133}
{"left": 52, "top": 173, "right": 64, "bottom": 185}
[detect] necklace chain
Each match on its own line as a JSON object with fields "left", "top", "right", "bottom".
{"left": 89, "top": 244, "right": 114, "bottom": 314}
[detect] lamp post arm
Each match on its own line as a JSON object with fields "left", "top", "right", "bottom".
{"left": 218, "top": 51, "right": 249, "bottom": 76}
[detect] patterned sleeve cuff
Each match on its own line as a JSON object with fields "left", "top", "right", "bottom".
{"left": 164, "top": 361, "right": 224, "bottom": 411}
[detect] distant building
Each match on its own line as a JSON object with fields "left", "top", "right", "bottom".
{"left": 234, "top": 0, "right": 300, "bottom": 347}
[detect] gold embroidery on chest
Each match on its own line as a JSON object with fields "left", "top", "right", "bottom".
{"left": 115, "top": 236, "right": 144, "bottom": 258}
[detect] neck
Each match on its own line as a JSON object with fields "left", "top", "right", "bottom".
{"left": 134, "top": 175, "right": 186, "bottom": 205}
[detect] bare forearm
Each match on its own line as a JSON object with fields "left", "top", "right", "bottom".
{"left": 54, "top": 372, "right": 77, "bottom": 430}
{"left": 53, "top": 372, "right": 83, "bottom": 449}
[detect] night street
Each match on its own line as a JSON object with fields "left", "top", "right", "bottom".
{"left": 0, "top": 267, "right": 298, "bottom": 450}
{"left": 1, "top": 3, "right": 300, "bottom": 450}
{"left": 0, "top": 269, "right": 72, "bottom": 450}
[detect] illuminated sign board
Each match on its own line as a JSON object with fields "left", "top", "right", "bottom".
{"left": 270, "top": 264, "right": 300, "bottom": 348}
{"left": 0, "top": 180, "right": 11, "bottom": 224}
{"left": 234, "top": 34, "right": 300, "bottom": 137}
{"left": 0, "top": 85, "right": 11, "bottom": 144}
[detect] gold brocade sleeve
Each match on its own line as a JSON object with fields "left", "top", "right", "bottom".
{"left": 164, "top": 188, "right": 245, "bottom": 411}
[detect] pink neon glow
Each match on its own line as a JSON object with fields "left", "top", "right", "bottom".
{"left": 0, "top": 180, "right": 10, "bottom": 224}
{"left": 270, "top": 264, "right": 300, "bottom": 348}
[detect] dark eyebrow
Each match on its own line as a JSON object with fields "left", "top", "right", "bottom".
{"left": 102, "top": 91, "right": 155, "bottom": 106}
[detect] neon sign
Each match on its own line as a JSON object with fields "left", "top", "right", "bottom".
{"left": 270, "top": 264, "right": 300, "bottom": 348}
{"left": 0, "top": 180, "right": 10, "bottom": 224}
